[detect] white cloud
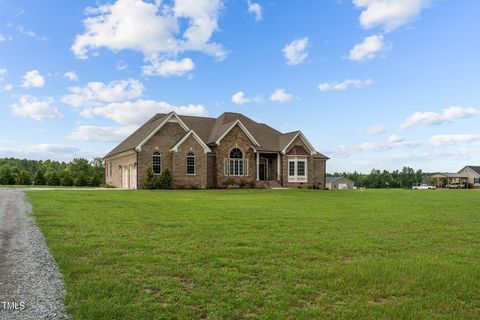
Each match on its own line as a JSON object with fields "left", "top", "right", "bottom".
{"left": 231, "top": 91, "right": 260, "bottom": 105}
{"left": 3, "top": 84, "right": 13, "bottom": 91}
{"left": 16, "top": 25, "right": 48, "bottom": 41}
{"left": 0, "top": 68, "right": 6, "bottom": 81}
{"left": 116, "top": 60, "right": 128, "bottom": 70}
{"left": 142, "top": 58, "right": 194, "bottom": 77}
{"left": 349, "top": 34, "right": 387, "bottom": 62}
{"left": 62, "top": 79, "right": 144, "bottom": 108}
{"left": 429, "top": 134, "right": 480, "bottom": 146}
{"left": 401, "top": 106, "right": 479, "bottom": 129}
{"left": 0, "top": 34, "right": 5, "bottom": 43}
{"left": 247, "top": 0, "right": 263, "bottom": 22}
{"left": 10, "top": 95, "right": 62, "bottom": 121}
{"left": 270, "top": 89, "right": 293, "bottom": 103}
{"left": 358, "top": 124, "right": 385, "bottom": 135}
{"left": 353, "top": 0, "right": 431, "bottom": 32}
{"left": 283, "top": 37, "right": 309, "bottom": 65}
{"left": 81, "top": 99, "right": 208, "bottom": 125}
{"left": 68, "top": 125, "right": 138, "bottom": 142}
{"left": 71, "top": 0, "right": 225, "bottom": 75}
{"left": 63, "top": 71, "right": 79, "bottom": 82}
{"left": 318, "top": 79, "right": 373, "bottom": 91}
{"left": 358, "top": 135, "right": 419, "bottom": 152}
{"left": 21, "top": 70, "right": 45, "bottom": 88}
{"left": 0, "top": 142, "right": 80, "bottom": 159}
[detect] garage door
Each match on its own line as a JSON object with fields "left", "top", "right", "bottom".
{"left": 338, "top": 183, "right": 348, "bottom": 190}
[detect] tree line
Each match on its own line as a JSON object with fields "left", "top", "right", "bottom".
{"left": 0, "top": 157, "right": 105, "bottom": 187}
{"left": 328, "top": 167, "right": 429, "bottom": 189}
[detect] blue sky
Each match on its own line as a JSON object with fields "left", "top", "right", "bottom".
{"left": 0, "top": 0, "right": 479, "bottom": 173}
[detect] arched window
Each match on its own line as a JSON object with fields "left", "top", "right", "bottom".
{"left": 152, "top": 152, "right": 162, "bottom": 174}
{"left": 227, "top": 148, "right": 245, "bottom": 176}
{"left": 230, "top": 148, "right": 243, "bottom": 159}
{"left": 186, "top": 152, "right": 195, "bottom": 175}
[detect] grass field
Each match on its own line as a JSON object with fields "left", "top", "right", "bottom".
{"left": 28, "top": 189, "right": 480, "bottom": 319}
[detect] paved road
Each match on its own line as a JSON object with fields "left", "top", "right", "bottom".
{"left": 0, "top": 189, "right": 68, "bottom": 320}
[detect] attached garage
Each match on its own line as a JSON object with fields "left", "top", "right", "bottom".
{"left": 326, "top": 177, "right": 354, "bottom": 190}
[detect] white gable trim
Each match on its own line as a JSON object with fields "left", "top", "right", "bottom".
{"left": 281, "top": 132, "right": 316, "bottom": 155}
{"left": 135, "top": 112, "right": 189, "bottom": 152}
{"left": 459, "top": 166, "right": 480, "bottom": 176}
{"left": 215, "top": 120, "right": 260, "bottom": 146}
{"left": 103, "top": 149, "right": 136, "bottom": 161}
{"left": 170, "top": 130, "right": 211, "bottom": 153}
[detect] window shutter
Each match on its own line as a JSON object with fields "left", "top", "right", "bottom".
{"left": 224, "top": 160, "right": 228, "bottom": 176}
{"left": 245, "top": 160, "right": 248, "bottom": 176}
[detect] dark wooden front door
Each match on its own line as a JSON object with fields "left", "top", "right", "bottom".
{"left": 259, "top": 158, "right": 268, "bottom": 181}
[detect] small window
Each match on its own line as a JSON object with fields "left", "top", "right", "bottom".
{"left": 187, "top": 153, "right": 195, "bottom": 175}
{"left": 153, "top": 152, "right": 162, "bottom": 175}
{"left": 109, "top": 162, "right": 112, "bottom": 177}
{"left": 297, "top": 161, "right": 306, "bottom": 176}
{"left": 475, "top": 178, "right": 480, "bottom": 184}
{"left": 289, "top": 161, "right": 295, "bottom": 176}
{"left": 230, "top": 148, "right": 243, "bottom": 159}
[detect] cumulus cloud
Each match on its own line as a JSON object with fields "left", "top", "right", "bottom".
{"left": 353, "top": 0, "right": 431, "bottom": 32}
{"left": 357, "top": 124, "right": 385, "bottom": 136}
{"left": 401, "top": 106, "right": 479, "bottom": 129}
{"left": 0, "top": 68, "right": 6, "bottom": 81}
{"left": 349, "top": 34, "right": 388, "bottom": 62}
{"left": 283, "top": 37, "right": 309, "bottom": 65}
{"left": 429, "top": 134, "right": 480, "bottom": 146}
{"left": 10, "top": 95, "right": 62, "bottom": 121}
{"left": 3, "top": 84, "right": 13, "bottom": 91}
{"left": 318, "top": 79, "right": 373, "bottom": 91}
{"left": 269, "top": 89, "right": 293, "bottom": 103}
{"left": 231, "top": 91, "right": 260, "bottom": 105}
{"left": 71, "top": 0, "right": 225, "bottom": 76}
{"left": 142, "top": 58, "right": 194, "bottom": 77}
{"left": 68, "top": 125, "right": 138, "bottom": 142}
{"left": 0, "top": 142, "right": 80, "bottom": 160}
{"left": 358, "top": 134, "right": 419, "bottom": 151}
{"left": 247, "top": 0, "right": 263, "bottom": 22}
{"left": 63, "top": 71, "right": 79, "bottom": 82}
{"left": 81, "top": 100, "right": 208, "bottom": 125}
{"left": 21, "top": 70, "right": 45, "bottom": 88}
{"left": 62, "top": 79, "right": 144, "bottom": 107}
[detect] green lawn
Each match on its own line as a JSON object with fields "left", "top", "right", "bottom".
{"left": 27, "top": 189, "right": 480, "bottom": 319}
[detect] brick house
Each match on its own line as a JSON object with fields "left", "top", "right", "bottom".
{"left": 104, "top": 112, "right": 328, "bottom": 189}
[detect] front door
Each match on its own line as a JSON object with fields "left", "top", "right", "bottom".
{"left": 259, "top": 158, "right": 268, "bottom": 181}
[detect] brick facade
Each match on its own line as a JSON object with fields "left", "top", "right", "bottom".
{"left": 104, "top": 113, "right": 327, "bottom": 189}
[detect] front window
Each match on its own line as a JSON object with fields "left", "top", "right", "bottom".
{"left": 187, "top": 153, "right": 195, "bottom": 175}
{"left": 475, "top": 178, "right": 480, "bottom": 184}
{"left": 288, "top": 158, "right": 308, "bottom": 182}
{"left": 153, "top": 152, "right": 162, "bottom": 175}
{"left": 227, "top": 148, "right": 246, "bottom": 176}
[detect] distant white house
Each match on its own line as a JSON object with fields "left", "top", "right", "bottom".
{"left": 326, "top": 177, "right": 354, "bottom": 190}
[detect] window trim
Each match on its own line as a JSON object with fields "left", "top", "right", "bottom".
{"left": 287, "top": 156, "right": 308, "bottom": 183}
{"left": 226, "top": 148, "right": 246, "bottom": 176}
{"left": 152, "top": 152, "right": 162, "bottom": 175}
{"left": 474, "top": 178, "right": 480, "bottom": 184}
{"left": 186, "top": 152, "right": 196, "bottom": 176}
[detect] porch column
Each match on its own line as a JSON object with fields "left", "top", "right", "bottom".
{"left": 256, "top": 152, "right": 259, "bottom": 181}
{"left": 277, "top": 153, "right": 280, "bottom": 181}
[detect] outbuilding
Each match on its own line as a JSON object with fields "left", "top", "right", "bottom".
{"left": 326, "top": 177, "right": 354, "bottom": 190}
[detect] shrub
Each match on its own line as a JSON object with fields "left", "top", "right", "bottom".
{"left": 223, "top": 178, "right": 237, "bottom": 188}
{"left": 0, "top": 166, "right": 16, "bottom": 185}
{"left": 238, "top": 179, "right": 247, "bottom": 188}
{"left": 248, "top": 180, "right": 256, "bottom": 189}
{"left": 144, "top": 168, "right": 157, "bottom": 189}
{"left": 74, "top": 173, "right": 88, "bottom": 187}
{"left": 159, "top": 169, "right": 172, "bottom": 189}
{"left": 46, "top": 171, "right": 61, "bottom": 186}
{"left": 61, "top": 172, "right": 74, "bottom": 186}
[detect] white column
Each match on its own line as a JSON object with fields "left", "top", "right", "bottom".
{"left": 256, "top": 152, "right": 260, "bottom": 181}
{"left": 277, "top": 153, "right": 281, "bottom": 181}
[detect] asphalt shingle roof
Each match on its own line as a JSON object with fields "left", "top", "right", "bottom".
{"left": 105, "top": 112, "right": 328, "bottom": 159}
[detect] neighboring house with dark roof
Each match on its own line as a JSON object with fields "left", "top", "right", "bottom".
{"left": 457, "top": 166, "right": 480, "bottom": 188}
{"left": 325, "top": 177, "right": 354, "bottom": 190}
{"left": 429, "top": 165, "right": 480, "bottom": 188}
{"left": 104, "top": 111, "right": 329, "bottom": 189}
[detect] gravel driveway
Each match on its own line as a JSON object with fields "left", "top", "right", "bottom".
{"left": 0, "top": 188, "right": 69, "bottom": 320}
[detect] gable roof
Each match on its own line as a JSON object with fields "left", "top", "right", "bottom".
{"left": 465, "top": 166, "right": 480, "bottom": 175}
{"left": 104, "top": 111, "right": 327, "bottom": 158}
{"left": 326, "top": 177, "right": 342, "bottom": 183}
{"left": 170, "top": 130, "right": 212, "bottom": 153}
